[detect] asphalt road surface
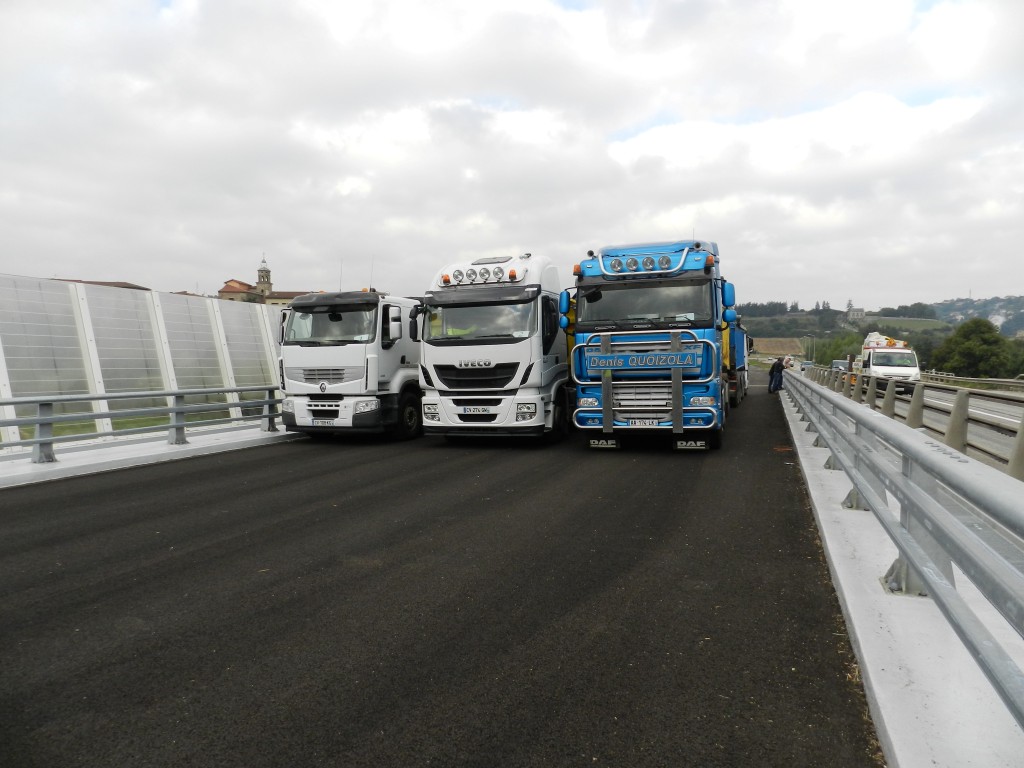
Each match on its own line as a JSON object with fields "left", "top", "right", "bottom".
{"left": 1, "top": 373, "right": 881, "bottom": 767}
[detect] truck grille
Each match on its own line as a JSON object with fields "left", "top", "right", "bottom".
{"left": 613, "top": 384, "right": 673, "bottom": 420}
{"left": 286, "top": 367, "right": 362, "bottom": 384}
{"left": 433, "top": 364, "right": 518, "bottom": 390}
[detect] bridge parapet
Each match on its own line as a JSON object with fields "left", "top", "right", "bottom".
{"left": 784, "top": 369, "right": 1024, "bottom": 739}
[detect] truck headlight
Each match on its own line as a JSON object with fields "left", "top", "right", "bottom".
{"left": 516, "top": 403, "right": 537, "bottom": 422}
{"left": 355, "top": 400, "right": 380, "bottom": 414}
{"left": 579, "top": 397, "right": 599, "bottom": 407}
{"left": 690, "top": 396, "right": 716, "bottom": 406}
{"left": 423, "top": 403, "right": 439, "bottom": 414}
{"left": 282, "top": 398, "right": 295, "bottom": 413}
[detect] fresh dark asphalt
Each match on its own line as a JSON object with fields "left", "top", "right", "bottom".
{"left": 1, "top": 371, "right": 881, "bottom": 767}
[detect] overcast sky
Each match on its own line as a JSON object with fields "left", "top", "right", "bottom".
{"left": 1, "top": 0, "right": 1020, "bottom": 310}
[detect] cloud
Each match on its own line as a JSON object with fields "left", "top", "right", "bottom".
{"left": 0, "top": 0, "right": 1020, "bottom": 309}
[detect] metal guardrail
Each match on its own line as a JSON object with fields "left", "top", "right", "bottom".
{"left": 783, "top": 369, "right": 1024, "bottom": 733}
{"left": 0, "top": 386, "right": 281, "bottom": 463}
{"left": 805, "top": 365, "right": 1024, "bottom": 481}
{"left": 922, "top": 370, "right": 1024, "bottom": 393}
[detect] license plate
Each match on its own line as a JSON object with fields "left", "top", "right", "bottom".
{"left": 312, "top": 419, "right": 334, "bottom": 426}
{"left": 628, "top": 418, "right": 659, "bottom": 426}
{"left": 461, "top": 406, "right": 492, "bottom": 414}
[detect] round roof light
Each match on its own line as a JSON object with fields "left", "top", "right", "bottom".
{"left": 626, "top": 257, "right": 639, "bottom": 272}
{"left": 466, "top": 268, "right": 477, "bottom": 282}
{"left": 452, "top": 269, "right": 464, "bottom": 283}
{"left": 658, "top": 255, "right": 672, "bottom": 269}
{"left": 479, "top": 267, "right": 491, "bottom": 281}
{"left": 493, "top": 266, "right": 504, "bottom": 280}
{"left": 609, "top": 258, "right": 624, "bottom": 272}
{"left": 642, "top": 256, "right": 655, "bottom": 270}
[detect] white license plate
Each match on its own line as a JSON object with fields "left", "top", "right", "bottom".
{"left": 628, "top": 418, "right": 659, "bottom": 426}
{"left": 461, "top": 406, "right": 493, "bottom": 414}
{"left": 312, "top": 419, "right": 335, "bottom": 426}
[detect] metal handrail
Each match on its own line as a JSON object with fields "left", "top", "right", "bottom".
{"left": 783, "top": 370, "right": 1024, "bottom": 732}
{"left": 0, "top": 385, "right": 281, "bottom": 463}
{"left": 804, "top": 366, "right": 1024, "bottom": 480}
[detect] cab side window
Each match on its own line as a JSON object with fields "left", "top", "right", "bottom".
{"left": 542, "top": 296, "right": 558, "bottom": 354}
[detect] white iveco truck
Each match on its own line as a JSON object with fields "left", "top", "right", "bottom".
{"left": 417, "top": 253, "right": 569, "bottom": 438}
{"left": 279, "top": 290, "right": 423, "bottom": 439}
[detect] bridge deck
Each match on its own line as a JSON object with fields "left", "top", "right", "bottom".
{"left": 2, "top": 373, "right": 1021, "bottom": 766}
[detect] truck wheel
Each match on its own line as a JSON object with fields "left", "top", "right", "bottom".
{"left": 391, "top": 391, "right": 422, "bottom": 440}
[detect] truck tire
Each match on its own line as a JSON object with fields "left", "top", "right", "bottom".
{"left": 391, "top": 391, "right": 422, "bottom": 440}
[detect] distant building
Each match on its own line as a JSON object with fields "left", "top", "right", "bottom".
{"left": 848, "top": 307, "right": 865, "bottom": 322}
{"left": 217, "top": 258, "right": 310, "bottom": 306}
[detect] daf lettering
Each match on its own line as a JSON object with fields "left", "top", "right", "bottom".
{"left": 674, "top": 440, "right": 708, "bottom": 450}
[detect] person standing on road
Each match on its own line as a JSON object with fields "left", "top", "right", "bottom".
{"left": 769, "top": 356, "right": 785, "bottom": 393}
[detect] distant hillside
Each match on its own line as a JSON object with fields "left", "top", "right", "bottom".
{"left": 866, "top": 317, "right": 950, "bottom": 332}
{"left": 933, "top": 295, "right": 1024, "bottom": 337}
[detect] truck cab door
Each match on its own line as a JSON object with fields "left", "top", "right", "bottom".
{"left": 377, "top": 304, "right": 404, "bottom": 388}
{"left": 540, "top": 296, "right": 564, "bottom": 383}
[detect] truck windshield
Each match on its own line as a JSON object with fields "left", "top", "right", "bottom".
{"left": 576, "top": 282, "right": 713, "bottom": 325}
{"left": 872, "top": 351, "right": 919, "bottom": 367}
{"left": 423, "top": 301, "right": 536, "bottom": 344}
{"left": 283, "top": 305, "right": 377, "bottom": 345}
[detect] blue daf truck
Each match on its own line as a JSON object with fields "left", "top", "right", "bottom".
{"left": 559, "top": 240, "right": 739, "bottom": 450}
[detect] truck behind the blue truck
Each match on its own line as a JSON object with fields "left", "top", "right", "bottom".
{"left": 559, "top": 240, "right": 740, "bottom": 450}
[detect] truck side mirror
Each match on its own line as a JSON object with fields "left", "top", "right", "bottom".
{"left": 721, "top": 282, "right": 735, "bottom": 308}
{"left": 279, "top": 309, "right": 289, "bottom": 343}
{"left": 388, "top": 305, "right": 403, "bottom": 344}
{"left": 558, "top": 290, "right": 571, "bottom": 315}
{"left": 723, "top": 308, "right": 737, "bottom": 323}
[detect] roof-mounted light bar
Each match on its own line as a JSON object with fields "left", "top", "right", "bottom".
{"left": 437, "top": 254, "right": 528, "bottom": 287}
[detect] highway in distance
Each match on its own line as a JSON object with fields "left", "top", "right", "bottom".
{"left": 0, "top": 373, "right": 882, "bottom": 767}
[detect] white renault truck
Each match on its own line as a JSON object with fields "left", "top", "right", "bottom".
{"left": 279, "top": 290, "right": 423, "bottom": 438}
{"left": 417, "top": 253, "right": 569, "bottom": 438}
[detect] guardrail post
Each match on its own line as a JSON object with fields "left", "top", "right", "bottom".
{"left": 261, "top": 388, "right": 279, "bottom": 433}
{"left": 167, "top": 394, "right": 188, "bottom": 445}
{"left": 1006, "top": 413, "right": 1024, "bottom": 481}
{"left": 32, "top": 401, "right": 57, "bottom": 463}
{"left": 842, "top": 373, "right": 853, "bottom": 399}
{"left": 880, "top": 380, "right": 897, "bottom": 418}
{"left": 864, "top": 376, "right": 878, "bottom": 408}
{"left": 906, "top": 382, "right": 925, "bottom": 428}
{"left": 944, "top": 389, "right": 969, "bottom": 452}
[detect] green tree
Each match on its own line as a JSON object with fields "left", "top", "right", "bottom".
{"left": 929, "top": 319, "right": 1012, "bottom": 377}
